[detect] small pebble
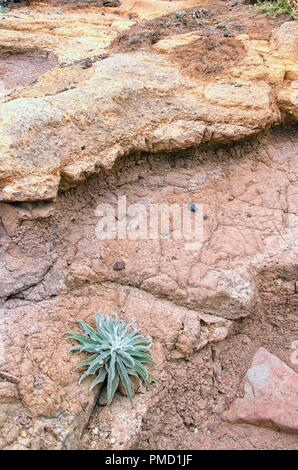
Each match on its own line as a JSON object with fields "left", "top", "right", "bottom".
{"left": 82, "top": 57, "right": 93, "bottom": 69}
{"left": 188, "top": 203, "right": 198, "bottom": 213}
{"left": 113, "top": 261, "right": 125, "bottom": 271}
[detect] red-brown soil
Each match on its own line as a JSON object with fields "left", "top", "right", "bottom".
{"left": 109, "top": 0, "right": 290, "bottom": 80}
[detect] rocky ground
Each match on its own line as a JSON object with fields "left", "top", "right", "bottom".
{"left": 0, "top": 0, "right": 297, "bottom": 450}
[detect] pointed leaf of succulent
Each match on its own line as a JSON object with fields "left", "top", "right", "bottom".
{"left": 107, "top": 372, "right": 120, "bottom": 406}
{"left": 68, "top": 345, "right": 81, "bottom": 354}
{"left": 75, "top": 354, "right": 98, "bottom": 370}
{"left": 89, "top": 368, "right": 107, "bottom": 393}
{"left": 117, "top": 359, "right": 133, "bottom": 401}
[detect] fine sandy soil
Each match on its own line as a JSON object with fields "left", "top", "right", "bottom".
{"left": 0, "top": 0, "right": 289, "bottom": 91}
{"left": 110, "top": 0, "right": 288, "bottom": 80}
{"left": 0, "top": 48, "right": 58, "bottom": 89}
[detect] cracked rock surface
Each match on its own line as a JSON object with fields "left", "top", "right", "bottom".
{"left": 222, "top": 347, "right": 298, "bottom": 433}
{"left": 0, "top": 0, "right": 297, "bottom": 450}
{"left": 0, "top": 2, "right": 297, "bottom": 201}
{"left": 0, "top": 126, "right": 297, "bottom": 449}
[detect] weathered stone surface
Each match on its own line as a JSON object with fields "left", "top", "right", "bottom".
{"left": 116, "top": 0, "right": 206, "bottom": 20}
{"left": 0, "top": 9, "right": 134, "bottom": 64}
{"left": 0, "top": 4, "right": 297, "bottom": 201}
{"left": 0, "top": 126, "right": 297, "bottom": 448}
{"left": 271, "top": 21, "right": 298, "bottom": 62}
{"left": 222, "top": 347, "right": 298, "bottom": 433}
{"left": 0, "top": 202, "right": 56, "bottom": 299}
{"left": 0, "top": 292, "right": 107, "bottom": 449}
{"left": 230, "top": 21, "right": 298, "bottom": 126}
{"left": 0, "top": 0, "right": 297, "bottom": 451}
{"left": 0, "top": 382, "right": 19, "bottom": 404}
{"left": 0, "top": 51, "right": 281, "bottom": 202}
{"left": 0, "top": 285, "right": 203, "bottom": 449}
{"left": 86, "top": 392, "right": 152, "bottom": 450}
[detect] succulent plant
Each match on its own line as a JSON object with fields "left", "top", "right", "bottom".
{"left": 66, "top": 312, "right": 156, "bottom": 405}
{"left": 175, "top": 10, "right": 186, "bottom": 19}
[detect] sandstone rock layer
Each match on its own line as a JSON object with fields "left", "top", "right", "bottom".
{"left": 222, "top": 347, "right": 298, "bottom": 433}
{"left": 0, "top": 2, "right": 297, "bottom": 201}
